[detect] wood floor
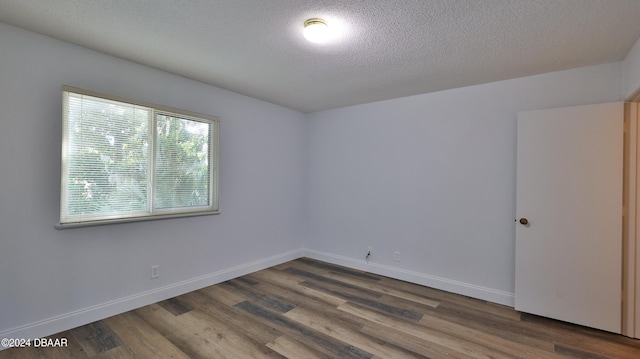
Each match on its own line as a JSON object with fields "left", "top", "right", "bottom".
{"left": 2, "top": 258, "right": 640, "bottom": 359}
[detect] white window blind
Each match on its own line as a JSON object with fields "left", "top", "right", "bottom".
{"left": 60, "top": 87, "right": 219, "bottom": 227}
{"left": 154, "top": 114, "right": 211, "bottom": 211}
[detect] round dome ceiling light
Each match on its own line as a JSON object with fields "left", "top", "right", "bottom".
{"left": 303, "top": 18, "right": 329, "bottom": 43}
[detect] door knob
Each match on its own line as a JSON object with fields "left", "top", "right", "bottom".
{"left": 519, "top": 218, "right": 529, "bottom": 225}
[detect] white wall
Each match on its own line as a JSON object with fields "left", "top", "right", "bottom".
{"left": 305, "top": 62, "right": 623, "bottom": 305}
{"left": 623, "top": 36, "right": 640, "bottom": 99}
{"left": 0, "top": 23, "right": 306, "bottom": 339}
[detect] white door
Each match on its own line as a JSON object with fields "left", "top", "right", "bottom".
{"left": 515, "top": 102, "right": 623, "bottom": 333}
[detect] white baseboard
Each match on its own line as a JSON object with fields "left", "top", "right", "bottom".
{"left": 0, "top": 249, "right": 304, "bottom": 345}
{"left": 302, "top": 248, "right": 515, "bottom": 307}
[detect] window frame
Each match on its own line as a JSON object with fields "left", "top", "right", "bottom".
{"left": 57, "top": 86, "right": 219, "bottom": 228}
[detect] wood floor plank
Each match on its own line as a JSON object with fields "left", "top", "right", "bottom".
{"left": 137, "top": 303, "right": 281, "bottom": 359}
{"left": 92, "top": 345, "right": 137, "bottom": 359}
{"left": 359, "top": 323, "right": 477, "bottom": 359}
{"left": 250, "top": 280, "right": 342, "bottom": 316}
{"left": 434, "top": 299, "right": 530, "bottom": 333}
{"left": 285, "top": 266, "right": 436, "bottom": 321}
{"left": 197, "top": 282, "right": 246, "bottom": 306}
{"left": 266, "top": 335, "right": 332, "bottom": 359}
{"left": 178, "top": 310, "right": 286, "bottom": 359}
{"left": 70, "top": 321, "right": 122, "bottom": 357}
{"left": 235, "top": 300, "right": 373, "bottom": 359}
{"left": 286, "top": 259, "right": 334, "bottom": 276}
{"left": 553, "top": 343, "right": 612, "bottom": 359}
{"left": 156, "top": 297, "right": 193, "bottom": 316}
{"left": 179, "top": 290, "right": 282, "bottom": 345}
{"left": 378, "top": 276, "right": 521, "bottom": 321}
{"left": 300, "top": 279, "right": 424, "bottom": 322}
{"left": 323, "top": 271, "right": 440, "bottom": 308}
{"left": 134, "top": 304, "right": 217, "bottom": 359}
{"left": 247, "top": 268, "right": 348, "bottom": 307}
{"left": 338, "top": 301, "right": 517, "bottom": 359}
{"left": 285, "top": 306, "right": 428, "bottom": 359}
{"left": 519, "top": 314, "right": 640, "bottom": 359}
{"left": 101, "top": 311, "right": 190, "bottom": 359}
{"left": 296, "top": 257, "right": 384, "bottom": 281}
{"left": 270, "top": 262, "right": 294, "bottom": 271}
{"left": 421, "top": 299, "right": 557, "bottom": 352}
{"left": 418, "top": 310, "right": 566, "bottom": 359}
{"left": 249, "top": 267, "right": 305, "bottom": 286}
{"left": 244, "top": 274, "right": 384, "bottom": 333}
{"left": 9, "top": 331, "right": 90, "bottom": 359}
{"left": 224, "top": 279, "right": 296, "bottom": 314}
{"left": 47, "top": 331, "right": 89, "bottom": 359}
{"left": 285, "top": 267, "right": 385, "bottom": 298}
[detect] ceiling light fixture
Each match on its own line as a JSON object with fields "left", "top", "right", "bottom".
{"left": 303, "top": 18, "right": 329, "bottom": 43}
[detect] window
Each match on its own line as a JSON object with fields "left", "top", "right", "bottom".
{"left": 59, "top": 86, "right": 219, "bottom": 227}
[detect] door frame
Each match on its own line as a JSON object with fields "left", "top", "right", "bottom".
{"left": 623, "top": 90, "right": 640, "bottom": 338}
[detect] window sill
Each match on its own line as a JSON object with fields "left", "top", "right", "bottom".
{"left": 55, "top": 210, "right": 220, "bottom": 229}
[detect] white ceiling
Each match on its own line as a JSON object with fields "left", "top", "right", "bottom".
{"left": 2, "top": 0, "right": 640, "bottom": 113}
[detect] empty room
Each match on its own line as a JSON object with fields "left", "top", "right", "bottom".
{"left": 2, "top": 1, "right": 640, "bottom": 358}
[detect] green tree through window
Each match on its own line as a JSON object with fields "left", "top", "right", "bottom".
{"left": 60, "top": 87, "right": 219, "bottom": 226}
{"left": 155, "top": 115, "right": 210, "bottom": 209}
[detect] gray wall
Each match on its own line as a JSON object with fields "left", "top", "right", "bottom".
{"left": 624, "top": 36, "right": 640, "bottom": 99}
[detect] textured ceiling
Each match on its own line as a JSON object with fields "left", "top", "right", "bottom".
{"left": 1, "top": 0, "right": 640, "bottom": 113}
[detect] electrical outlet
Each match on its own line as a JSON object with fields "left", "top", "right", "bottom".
{"left": 394, "top": 251, "right": 400, "bottom": 262}
{"left": 151, "top": 265, "right": 160, "bottom": 279}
